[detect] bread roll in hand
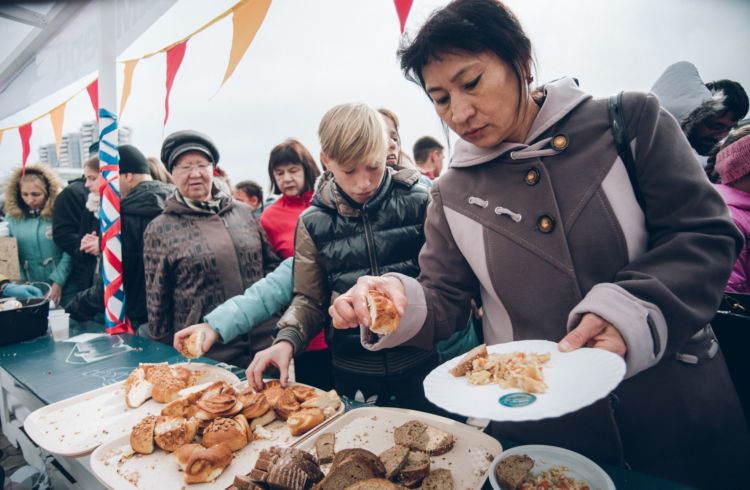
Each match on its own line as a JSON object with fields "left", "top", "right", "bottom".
{"left": 367, "top": 290, "right": 400, "bottom": 335}
{"left": 180, "top": 330, "right": 205, "bottom": 359}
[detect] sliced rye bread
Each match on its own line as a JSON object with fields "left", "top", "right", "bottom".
{"left": 313, "top": 453, "right": 380, "bottom": 490}
{"left": 344, "top": 478, "right": 401, "bottom": 490}
{"left": 331, "top": 448, "right": 386, "bottom": 478}
{"left": 449, "top": 343, "right": 487, "bottom": 376}
{"left": 422, "top": 468, "right": 454, "bottom": 490}
{"left": 397, "top": 450, "right": 430, "bottom": 484}
{"left": 393, "top": 420, "right": 455, "bottom": 456}
{"left": 315, "top": 432, "right": 336, "bottom": 464}
{"left": 378, "top": 445, "right": 410, "bottom": 480}
{"left": 494, "top": 454, "right": 534, "bottom": 490}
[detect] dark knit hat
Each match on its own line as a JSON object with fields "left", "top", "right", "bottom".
{"left": 160, "top": 130, "right": 220, "bottom": 172}
{"left": 716, "top": 134, "right": 750, "bottom": 184}
{"left": 118, "top": 145, "right": 150, "bottom": 174}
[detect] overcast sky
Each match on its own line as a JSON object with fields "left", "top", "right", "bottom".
{"left": 1, "top": 0, "right": 749, "bottom": 192}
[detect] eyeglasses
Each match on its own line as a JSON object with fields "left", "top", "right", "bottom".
{"left": 173, "top": 162, "right": 212, "bottom": 173}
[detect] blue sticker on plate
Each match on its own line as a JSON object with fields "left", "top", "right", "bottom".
{"left": 499, "top": 393, "right": 537, "bottom": 407}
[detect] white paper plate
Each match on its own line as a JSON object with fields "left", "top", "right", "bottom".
{"left": 489, "top": 445, "right": 615, "bottom": 490}
{"left": 423, "top": 340, "right": 625, "bottom": 421}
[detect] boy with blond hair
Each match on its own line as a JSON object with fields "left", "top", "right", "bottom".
{"left": 247, "top": 103, "right": 438, "bottom": 411}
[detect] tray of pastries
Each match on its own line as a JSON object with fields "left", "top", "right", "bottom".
{"left": 23, "top": 362, "right": 240, "bottom": 457}
{"left": 89, "top": 379, "right": 344, "bottom": 488}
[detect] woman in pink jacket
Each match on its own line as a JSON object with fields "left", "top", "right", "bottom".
{"left": 715, "top": 131, "right": 750, "bottom": 292}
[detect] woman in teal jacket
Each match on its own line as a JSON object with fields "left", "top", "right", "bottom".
{"left": 4, "top": 163, "right": 74, "bottom": 307}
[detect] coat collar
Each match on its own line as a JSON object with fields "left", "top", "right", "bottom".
{"left": 451, "top": 77, "right": 591, "bottom": 168}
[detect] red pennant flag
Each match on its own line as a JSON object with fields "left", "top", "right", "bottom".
{"left": 164, "top": 40, "right": 187, "bottom": 126}
{"left": 87, "top": 79, "right": 99, "bottom": 122}
{"left": 19, "top": 123, "right": 32, "bottom": 173}
{"left": 394, "top": 0, "right": 414, "bottom": 33}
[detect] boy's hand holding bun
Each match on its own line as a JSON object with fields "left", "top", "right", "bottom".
{"left": 329, "top": 275, "right": 406, "bottom": 330}
{"left": 366, "top": 290, "right": 400, "bottom": 335}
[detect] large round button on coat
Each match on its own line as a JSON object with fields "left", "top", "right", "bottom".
{"left": 537, "top": 215, "right": 555, "bottom": 233}
{"left": 525, "top": 168, "right": 540, "bottom": 186}
{"left": 551, "top": 134, "right": 568, "bottom": 151}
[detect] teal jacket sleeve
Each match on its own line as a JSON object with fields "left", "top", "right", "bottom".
{"left": 49, "top": 251, "right": 72, "bottom": 286}
{"left": 204, "top": 256, "right": 294, "bottom": 343}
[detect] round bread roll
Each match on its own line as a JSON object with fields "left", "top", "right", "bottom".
{"left": 367, "top": 291, "right": 400, "bottom": 335}
{"left": 180, "top": 330, "right": 205, "bottom": 359}
{"left": 173, "top": 443, "right": 233, "bottom": 484}
{"left": 124, "top": 367, "right": 153, "bottom": 408}
{"left": 289, "top": 384, "right": 317, "bottom": 402}
{"left": 196, "top": 386, "right": 242, "bottom": 419}
{"left": 154, "top": 416, "right": 199, "bottom": 452}
{"left": 130, "top": 415, "right": 157, "bottom": 454}
{"left": 287, "top": 408, "right": 324, "bottom": 436}
{"left": 202, "top": 417, "right": 248, "bottom": 452}
{"left": 240, "top": 392, "right": 270, "bottom": 419}
{"left": 151, "top": 373, "right": 187, "bottom": 404}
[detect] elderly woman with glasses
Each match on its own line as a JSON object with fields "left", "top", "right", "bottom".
{"left": 143, "top": 130, "right": 280, "bottom": 366}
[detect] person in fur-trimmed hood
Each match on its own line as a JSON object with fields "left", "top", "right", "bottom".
{"left": 4, "top": 163, "right": 75, "bottom": 306}
{"left": 329, "top": 1, "right": 748, "bottom": 488}
{"left": 651, "top": 60, "right": 748, "bottom": 159}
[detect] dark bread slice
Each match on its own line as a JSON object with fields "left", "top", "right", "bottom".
{"left": 315, "top": 432, "right": 336, "bottom": 464}
{"left": 378, "top": 445, "right": 410, "bottom": 480}
{"left": 397, "top": 450, "right": 430, "bottom": 482}
{"left": 495, "top": 454, "right": 534, "bottom": 490}
{"left": 230, "top": 474, "right": 264, "bottom": 489}
{"left": 313, "top": 453, "right": 380, "bottom": 490}
{"left": 393, "top": 420, "right": 455, "bottom": 456}
{"left": 266, "top": 461, "right": 308, "bottom": 490}
{"left": 449, "top": 343, "right": 487, "bottom": 376}
{"left": 331, "top": 448, "right": 386, "bottom": 478}
{"left": 422, "top": 468, "right": 454, "bottom": 490}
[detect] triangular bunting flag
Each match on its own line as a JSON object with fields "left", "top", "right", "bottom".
{"left": 394, "top": 0, "right": 414, "bottom": 33}
{"left": 164, "top": 40, "right": 187, "bottom": 126}
{"left": 49, "top": 103, "right": 66, "bottom": 158}
{"left": 19, "top": 123, "right": 32, "bottom": 173}
{"left": 119, "top": 60, "right": 139, "bottom": 121}
{"left": 0, "top": 129, "right": 4, "bottom": 146}
{"left": 221, "top": 0, "right": 272, "bottom": 86}
{"left": 87, "top": 80, "right": 99, "bottom": 122}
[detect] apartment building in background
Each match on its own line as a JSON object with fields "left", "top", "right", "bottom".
{"left": 39, "top": 121, "right": 132, "bottom": 168}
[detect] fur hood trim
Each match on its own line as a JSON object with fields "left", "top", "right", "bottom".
{"left": 3, "top": 163, "right": 64, "bottom": 221}
{"left": 681, "top": 89, "right": 727, "bottom": 137}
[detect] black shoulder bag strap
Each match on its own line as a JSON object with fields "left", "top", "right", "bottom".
{"left": 608, "top": 92, "right": 646, "bottom": 210}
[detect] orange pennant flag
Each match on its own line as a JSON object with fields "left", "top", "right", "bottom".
{"left": 49, "top": 103, "right": 66, "bottom": 158}
{"left": 0, "top": 129, "right": 3, "bottom": 146}
{"left": 119, "top": 59, "right": 139, "bottom": 121}
{"left": 221, "top": 0, "right": 272, "bottom": 86}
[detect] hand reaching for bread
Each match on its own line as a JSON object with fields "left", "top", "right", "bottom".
{"left": 174, "top": 323, "right": 219, "bottom": 359}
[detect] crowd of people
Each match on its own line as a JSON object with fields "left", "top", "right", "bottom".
{"left": 2, "top": 0, "right": 750, "bottom": 487}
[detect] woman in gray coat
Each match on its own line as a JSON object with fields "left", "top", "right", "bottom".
{"left": 329, "top": 0, "right": 748, "bottom": 487}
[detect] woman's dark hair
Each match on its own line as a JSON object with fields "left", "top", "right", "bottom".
{"left": 398, "top": 0, "right": 534, "bottom": 114}
{"left": 267, "top": 139, "right": 321, "bottom": 195}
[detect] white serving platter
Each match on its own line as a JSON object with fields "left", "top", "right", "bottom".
{"left": 23, "top": 362, "right": 239, "bottom": 457}
{"left": 295, "top": 406, "right": 503, "bottom": 489}
{"left": 89, "top": 381, "right": 344, "bottom": 490}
